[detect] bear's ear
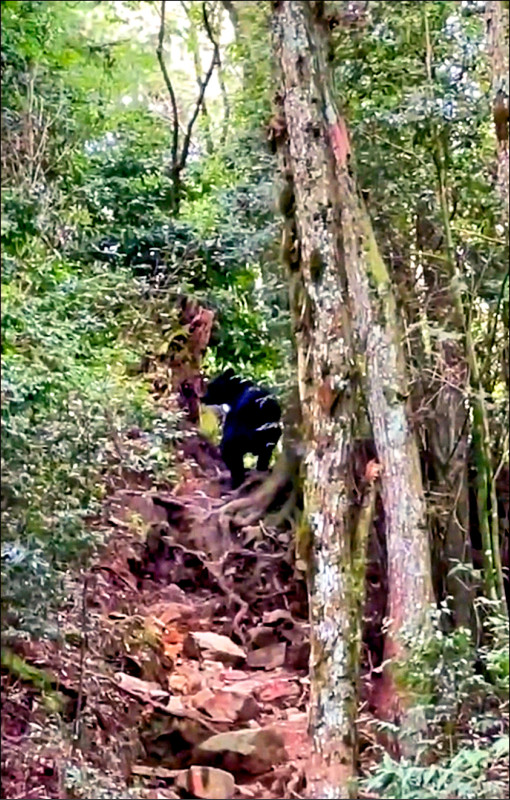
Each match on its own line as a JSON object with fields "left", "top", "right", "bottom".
{"left": 222, "top": 367, "right": 235, "bottom": 380}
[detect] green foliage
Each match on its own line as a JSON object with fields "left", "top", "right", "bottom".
{"left": 71, "top": 117, "right": 175, "bottom": 233}
{"left": 362, "top": 603, "right": 509, "bottom": 799}
{"left": 1, "top": 4, "right": 507, "bottom": 800}
{"left": 333, "top": 0, "right": 507, "bottom": 385}
{"left": 365, "top": 737, "right": 508, "bottom": 799}
{"left": 1, "top": 649, "right": 64, "bottom": 711}
{"left": 479, "top": 601, "right": 510, "bottom": 692}
{"left": 396, "top": 601, "right": 508, "bottom": 713}
{"left": 1, "top": 250, "right": 183, "bottom": 634}
{"left": 63, "top": 763, "right": 150, "bottom": 800}
{"left": 1, "top": 0, "right": 290, "bottom": 639}
{"left": 222, "top": 1, "right": 275, "bottom": 130}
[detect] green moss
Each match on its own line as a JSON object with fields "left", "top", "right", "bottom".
{"left": 1, "top": 648, "right": 64, "bottom": 712}
{"left": 362, "top": 215, "right": 389, "bottom": 287}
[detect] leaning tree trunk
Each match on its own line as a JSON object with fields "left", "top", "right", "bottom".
{"left": 378, "top": 209, "right": 473, "bottom": 631}
{"left": 272, "top": 1, "right": 433, "bottom": 795}
{"left": 485, "top": 0, "right": 509, "bottom": 419}
{"left": 486, "top": 0, "right": 509, "bottom": 226}
{"left": 485, "top": 0, "right": 509, "bottom": 609}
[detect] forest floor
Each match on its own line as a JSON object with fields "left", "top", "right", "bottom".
{"left": 1, "top": 370, "right": 318, "bottom": 800}
{"left": 2, "top": 337, "right": 508, "bottom": 800}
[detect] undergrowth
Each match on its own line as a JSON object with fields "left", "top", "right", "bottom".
{"left": 361, "top": 601, "right": 509, "bottom": 799}
{"left": 1, "top": 246, "right": 184, "bottom": 638}
{"left": 1, "top": 0, "right": 290, "bottom": 641}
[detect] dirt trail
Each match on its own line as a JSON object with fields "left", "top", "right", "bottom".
{"left": 2, "top": 431, "right": 311, "bottom": 800}
{"left": 91, "top": 426, "right": 311, "bottom": 799}
{"left": 1, "top": 300, "right": 312, "bottom": 800}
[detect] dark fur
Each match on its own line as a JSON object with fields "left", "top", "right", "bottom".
{"left": 201, "top": 368, "right": 282, "bottom": 488}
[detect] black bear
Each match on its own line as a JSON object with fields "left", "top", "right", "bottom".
{"left": 201, "top": 368, "right": 282, "bottom": 489}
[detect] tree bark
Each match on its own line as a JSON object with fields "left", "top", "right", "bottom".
{"left": 485, "top": 0, "right": 509, "bottom": 611}
{"left": 486, "top": 0, "right": 509, "bottom": 226}
{"left": 273, "top": 1, "right": 434, "bottom": 795}
{"left": 380, "top": 205, "right": 473, "bottom": 631}
{"left": 416, "top": 206, "right": 473, "bottom": 630}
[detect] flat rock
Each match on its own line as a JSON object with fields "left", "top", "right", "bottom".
{"left": 168, "top": 668, "right": 203, "bottom": 695}
{"left": 183, "top": 632, "right": 246, "bottom": 665}
{"left": 262, "top": 609, "right": 294, "bottom": 626}
{"left": 192, "top": 687, "right": 259, "bottom": 723}
{"left": 247, "top": 642, "right": 286, "bottom": 670}
{"left": 115, "top": 673, "right": 169, "bottom": 703}
{"left": 256, "top": 677, "right": 300, "bottom": 704}
{"left": 188, "top": 765, "right": 236, "bottom": 799}
{"left": 131, "top": 765, "right": 184, "bottom": 780}
{"left": 198, "top": 727, "right": 287, "bottom": 774}
{"left": 246, "top": 625, "right": 277, "bottom": 648}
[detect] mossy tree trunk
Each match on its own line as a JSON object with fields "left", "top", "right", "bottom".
{"left": 380, "top": 206, "right": 473, "bottom": 630}
{"left": 272, "top": 1, "right": 433, "bottom": 796}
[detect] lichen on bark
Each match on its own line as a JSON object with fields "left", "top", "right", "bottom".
{"left": 272, "top": 1, "right": 435, "bottom": 796}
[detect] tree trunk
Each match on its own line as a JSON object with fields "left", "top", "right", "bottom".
{"left": 415, "top": 207, "right": 473, "bottom": 630}
{"left": 221, "top": 0, "right": 239, "bottom": 33}
{"left": 273, "top": 6, "right": 363, "bottom": 797}
{"left": 273, "top": 1, "right": 434, "bottom": 794}
{"left": 486, "top": 0, "right": 509, "bottom": 226}
{"left": 379, "top": 206, "right": 473, "bottom": 630}
{"left": 485, "top": 0, "right": 509, "bottom": 611}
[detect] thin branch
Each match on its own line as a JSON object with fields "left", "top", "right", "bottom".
{"left": 72, "top": 573, "right": 89, "bottom": 753}
{"left": 482, "top": 267, "right": 509, "bottom": 386}
{"left": 203, "top": 0, "right": 230, "bottom": 143}
{"left": 202, "top": 1, "right": 221, "bottom": 65}
{"left": 178, "top": 2, "right": 217, "bottom": 170}
{"left": 450, "top": 225, "right": 507, "bottom": 246}
{"left": 494, "top": 433, "right": 509, "bottom": 483}
{"left": 179, "top": 0, "right": 192, "bottom": 16}
{"left": 365, "top": 127, "right": 428, "bottom": 167}
{"left": 87, "top": 39, "right": 130, "bottom": 52}
{"left": 156, "top": 0, "right": 179, "bottom": 170}
{"left": 181, "top": 0, "right": 214, "bottom": 153}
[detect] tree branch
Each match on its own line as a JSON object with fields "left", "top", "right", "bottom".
{"left": 156, "top": 0, "right": 179, "bottom": 170}
{"left": 482, "top": 267, "right": 509, "bottom": 388}
{"left": 203, "top": 0, "right": 230, "bottom": 143}
{"left": 87, "top": 39, "right": 129, "bottom": 53}
{"left": 180, "top": 0, "right": 214, "bottom": 153}
{"left": 178, "top": 2, "right": 218, "bottom": 170}
{"left": 202, "top": 0, "right": 221, "bottom": 63}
